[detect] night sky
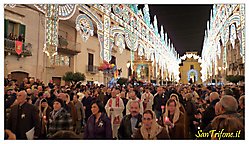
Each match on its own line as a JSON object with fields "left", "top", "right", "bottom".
{"left": 138, "top": 4, "right": 213, "bottom": 56}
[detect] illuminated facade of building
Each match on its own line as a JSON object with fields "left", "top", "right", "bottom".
{"left": 179, "top": 52, "right": 202, "bottom": 84}
{"left": 4, "top": 4, "right": 180, "bottom": 85}
{"left": 201, "top": 4, "right": 245, "bottom": 84}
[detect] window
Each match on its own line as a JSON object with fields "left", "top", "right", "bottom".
{"left": 51, "top": 54, "right": 70, "bottom": 66}
{"left": 190, "top": 65, "right": 194, "bottom": 70}
{"left": 110, "top": 55, "right": 116, "bottom": 65}
{"left": 88, "top": 53, "right": 94, "bottom": 71}
{"left": 88, "top": 53, "right": 94, "bottom": 66}
{"left": 4, "top": 19, "right": 26, "bottom": 41}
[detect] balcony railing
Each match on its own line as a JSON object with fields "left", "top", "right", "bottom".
{"left": 57, "top": 35, "right": 81, "bottom": 55}
{"left": 86, "top": 65, "right": 99, "bottom": 74}
{"left": 4, "top": 38, "right": 32, "bottom": 57}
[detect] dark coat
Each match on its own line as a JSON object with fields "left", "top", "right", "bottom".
{"left": 201, "top": 99, "right": 219, "bottom": 129}
{"left": 84, "top": 113, "right": 112, "bottom": 139}
{"left": 82, "top": 96, "right": 93, "bottom": 121}
{"left": 47, "top": 108, "right": 73, "bottom": 137}
{"left": 168, "top": 112, "right": 185, "bottom": 139}
{"left": 133, "top": 127, "right": 170, "bottom": 139}
{"left": 121, "top": 97, "right": 128, "bottom": 116}
{"left": 7, "top": 102, "right": 41, "bottom": 139}
{"left": 118, "top": 114, "right": 142, "bottom": 139}
{"left": 152, "top": 93, "right": 168, "bottom": 113}
{"left": 65, "top": 101, "right": 78, "bottom": 127}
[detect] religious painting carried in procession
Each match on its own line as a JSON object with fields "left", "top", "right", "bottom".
{"left": 136, "top": 64, "right": 149, "bottom": 81}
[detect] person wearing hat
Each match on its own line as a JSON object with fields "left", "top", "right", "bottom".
{"left": 47, "top": 98, "right": 73, "bottom": 138}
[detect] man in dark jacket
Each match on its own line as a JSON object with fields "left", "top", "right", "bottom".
{"left": 7, "top": 90, "right": 40, "bottom": 139}
{"left": 118, "top": 101, "right": 142, "bottom": 139}
{"left": 152, "top": 87, "right": 168, "bottom": 120}
{"left": 201, "top": 92, "right": 220, "bottom": 129}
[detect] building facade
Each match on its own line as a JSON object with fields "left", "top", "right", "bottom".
{"left": 201, "top": 4, "right": 245, "bottom": 84}
{"left": 4, "top": 4, "right": 180, "bottom": 85}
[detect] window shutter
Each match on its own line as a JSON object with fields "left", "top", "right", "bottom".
{"left": 4, "top": 19, "right": 9, "bottom": 38}
{"left": 19, "top": 24, "right": 26, "bottom": 37}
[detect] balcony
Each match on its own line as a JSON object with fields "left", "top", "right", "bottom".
{"left": 4, "top": 38, "right": 32, "bottom": 57}
{"left": 86, "top": 65, "right": 99, "bottom": 74}
{"left": 57, "top": 36, "right": 81, "bottom": 55}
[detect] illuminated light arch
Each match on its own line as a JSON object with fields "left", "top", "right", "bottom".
{"left": 228, "top": 13, "right": 241, "bottom": 26}
{"left": 137, "top": 39, "right": 146, "bottom": 57}
{"left": 78, "top": 4, "right": 103, "bottom": 30}
{"left": 124, "top": 28, "right": 138, "bottom": 51}
{"left": 187, "top": 69, "right": 198, "bottom": 82}
{"left": 110, "top": 26, "right": 125, "bottom": 36}
{"left": 34, "top": 4, "right": 77, "bottom": 20}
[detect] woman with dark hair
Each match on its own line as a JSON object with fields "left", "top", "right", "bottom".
{"left": 133, "top": 110, "right": 170, "bottom": 139}
{"left": 84, "top": 100, "right": 112, "bottom": 139}
{"left": 163, "top": 99, "right": 185, "bottom": 139}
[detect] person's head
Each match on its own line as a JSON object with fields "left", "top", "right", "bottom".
{"left": 53, "top": 98, "right": 64, "bottom": 111}
{"left": 142, "top": 110, "right": 154, "bottom": 129}
{"left": 73, "top": 94, "right": 79, "bottom": 103}
{"left": 111, "top": 88, "right": 118, "bottom": 98}
{"left": 129, "top": 101, "right": 140, "bottom": 117}
{"left": 167, "top": 99, "right": 177, "bottom": 114}
{"left": 23, "top": 78, "right": 28, "bottom": 83}
{"left": 107, "top": 88, "right": 112, "bottom": 94}
{"left": 215, "top": 102, "right": 222, "bottom": 115}
{"left": 43, "top": 91, "right": 50, "bottom": 98}
{"left": 145, "top": 87, "right": 150, "bottom": 93}
{"left": 211, "top": 115, "right": 244, "bottom": 139}
{"left": 140, "top": 87, "right": 144, "bottom": 92}
{"left": 209, "top": 92, "right": 219, "bottom": 102}
{"left": 119, "top": 91, "right": 126, "bottom": 98}
{"left": 219, "top": 95, "right": 238, "bottom": 114}
{"left": 238, "top": 95, "right": 245, "bottom": 109}
{"left": 57, "top": 93, "right": 67, "bottom": 101}
{"left": 31, "top": 88, "right": 37, "bottom": 95}
{"left": 26, "top": 97, "right": 32, "bottom": 104}
{"left": 26, "top": 88, "right": 32, "bottom": 95}
{"left": 129, "top": 91, "right": 136, "bottom": 100}
{"left": 41, "top": 98, "right": 48, "bottom": 108}
{"left": 170, "top": 93, "right": 179, "bottom": 102}
{"left": 185, "top": 93, "right": 193, "bottom": 101}
{"left": 91, "top": 100, "right": 105, "bottom": 115}
{"left": 157, "top": 87, "right": 163, "bottom": 94}
{"left": 37, "top": 86, "right": 43, "bottom": 92}
{"left": 17, "top": 90, "right": 27, "bottom": 104}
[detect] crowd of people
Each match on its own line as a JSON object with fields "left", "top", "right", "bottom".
{"left": 4, "top": 76, "right": 245, "bottom": 140}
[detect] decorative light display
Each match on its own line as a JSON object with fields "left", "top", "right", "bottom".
{"left": 75, "top": 14, "right": 94, "bottom": 42}
{"left": 35, "top": 4, "right": 77, "bottom": 57}
{"left": 33, "top": 4, "right": 181, "bottom": 81}
{"left": 201, "top": 4, "right": 245, "bottom": 82}
{"left": 115, "top": 33, "right": 125, "bottom": 54}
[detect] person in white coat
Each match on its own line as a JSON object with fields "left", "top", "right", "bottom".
{"left": 105, "top": 88, "right": 124, "bottom": 139}
{"left": 141, "top": 87, "right": 154, "bottom": 111}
